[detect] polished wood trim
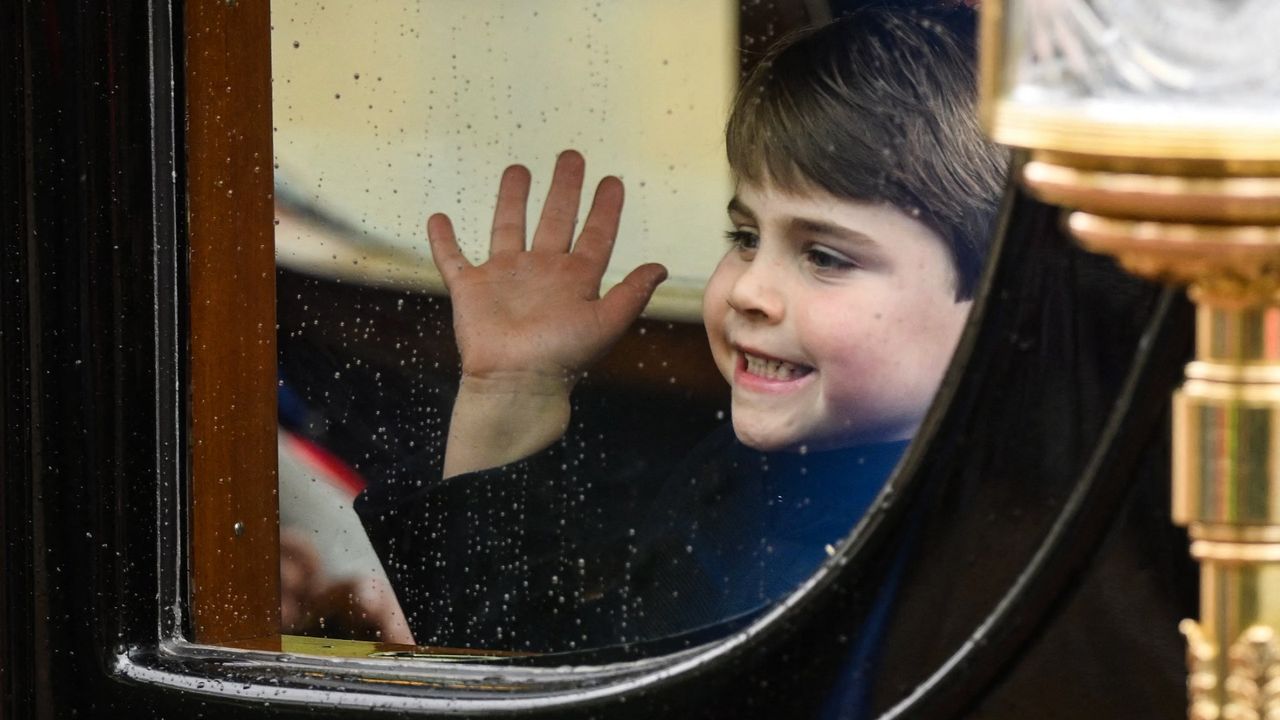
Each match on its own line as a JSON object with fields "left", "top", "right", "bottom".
{"left": 219, "top": 634, "right": 533, "bottom": 660}
{"left": 185, "top": 0, "right": 280, "bottom": 643}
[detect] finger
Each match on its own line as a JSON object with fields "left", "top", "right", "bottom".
{"left": 426, "top": 213, "right": 471, "bottom": 288}
{"left": 490, "top": 164, "right": 531, "bottom": 255}
{"left": 350, "top": 578, "right": 396, "bottom": 629}
{"left": 597, "top": 263, "right": 668, "bottom": 334}
{"left": 572, "top": 175, "right": 624, "bottom": 268}
{"left": 279, "top": 529, "right": 323, "bottom": 577}
{"left": 278, "top": 529, "right": 325, "bottom": 606}
{"left": 380, "top": 590, "right": 415, "bottom": 645}
{"left": 532, "top": 150, "right": 586, "bottom": 253}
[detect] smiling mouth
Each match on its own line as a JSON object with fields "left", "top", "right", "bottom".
{"left": 740, "top": 351, "right": 813, "bottom": 381}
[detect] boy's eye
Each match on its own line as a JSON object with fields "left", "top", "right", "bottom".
{"left": 805, "top": 246, "right": 858, "bottom": 272}
{"left": 724, "top": 229, "right": 759, "bottom": 253}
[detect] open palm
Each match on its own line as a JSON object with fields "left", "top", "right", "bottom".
{"left": 427, "top": 150, "right": 668, "bottom": 387}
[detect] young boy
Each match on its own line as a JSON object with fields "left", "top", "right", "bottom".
{"left": 356, "top": 4, "right": 1006, "bottom": 653}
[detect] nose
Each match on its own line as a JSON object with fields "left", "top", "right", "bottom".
{"left": 726, "top": 255, "right": 785, "bottom": 323}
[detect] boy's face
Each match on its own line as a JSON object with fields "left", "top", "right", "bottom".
{"left": 702, "top": 178, "right": 972, "bottom": 452}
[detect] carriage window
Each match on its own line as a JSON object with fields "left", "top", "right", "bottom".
{"left": 188, "top": 0, "right": 1001, "bottom": 658}
{"left": 271, "top": 0, "right": 735, "bottom": 651}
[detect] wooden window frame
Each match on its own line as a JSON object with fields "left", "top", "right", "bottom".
{"left": 185, "top": 0, "right": 281, "bottom": 645}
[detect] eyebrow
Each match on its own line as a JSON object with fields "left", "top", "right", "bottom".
{"left": 727, "top": 196, "right": 883, "bottom": 250}
{"left": 726, "top": 196, "right": 755, "bottom": 220}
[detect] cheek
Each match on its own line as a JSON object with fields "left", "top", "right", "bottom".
{"left": 702, "top": 258, "right": 742, "bottom": 331}
{"left": 799, "top": 297, "right": 892, "bottom": 356}
{"left": 873, "top": 299, "right": 969, "bottom": 390}
{"left": 798, "top": 295, "right": 953, "bottom": 396}
{"left": 701, "top": 267, "right": 730, "bottom": 324}
{"left": 816, "top": 328, "right": 888, "bottom": 391}
{"left": 796, "top": 307, "right": 884, "bottom": 381}
{"left": 898, "top": 294, "right": 969, "bottom": 354}
{"left": 702, "top": 263, "right": 737, "bottom": 376}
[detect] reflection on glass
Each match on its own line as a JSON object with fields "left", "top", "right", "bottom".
{"left": 277, "top": 430, "right": 413, "bottom": 642}
{"left": 271, "top": 2, "right": 1006, "bottom": 659}
{"left": 271, "top": 0, "right": 735, "bottom": 313}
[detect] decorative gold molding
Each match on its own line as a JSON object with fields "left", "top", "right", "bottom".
{"left": 1021, "top": 162, "right": 1280, "bottom": 224}
{"left": 1030, "top": 151, "right": 1280, "bottom": 179}
{"left": 1190, "top": 542, "right": 1280, "bottom": 565}
{"left": 1063, "top": 214, "right": 1280, "bottom": 307}
{"left": 1224, "top": 626, "right": 1280, "bottom": 720}
{"left": 1192, "top": 525, "right": 1280, "bottom": 546}
{"left": 1181, "top": 623, "right": 1280, "bottom": 720}
{"left": 991, "top": 103, "right": 1280, "bottom": 163}
{"left": 1183, "top": 620, "right": 1221, "bottom": 720}
{"left": 1184, "top": 363, "right": 1280, "bottom": 385}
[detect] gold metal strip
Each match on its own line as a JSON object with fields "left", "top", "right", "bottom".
{"left": 1179, "top": 378, "right": 1280, "bottom": 403}
{"left": 1191, "top": 540, "right": 1280, "bottom": 563}
{"left": 1192, "top": 524, "right": 1280, "bottom": 545}
{"left": 1022, "top": 162, "right": 1280, "bottom": 223}
{"left": 1029, "top": 150, "right": 1280, "bottom": 178}
{"left": 1195, "top": 304, "right": 1280, "bottom": 365}
{"left": 1069, "top": 215, "right": 1280, "bottom": 249}
{"left": 991, "top": 102, "right": 1280, "bottom": 162}
{"left": 1184, "top": 362, "right": 1280, "bottom": 384}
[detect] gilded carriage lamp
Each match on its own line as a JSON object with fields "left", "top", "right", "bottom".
{"left": 979, "top": 1, "right": 1280, "bottom": 717}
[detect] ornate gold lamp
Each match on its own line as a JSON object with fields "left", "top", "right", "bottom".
{"left": 980, "top": 1, "right": 1280, "bottom": 717}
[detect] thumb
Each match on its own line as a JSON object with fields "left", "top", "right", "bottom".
{"left": 598, "top": 263, "right": 668, "bottom": 333}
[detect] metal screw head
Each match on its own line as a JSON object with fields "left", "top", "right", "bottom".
{"left": 233, "top": 521, "right": 245, "bottom": 537}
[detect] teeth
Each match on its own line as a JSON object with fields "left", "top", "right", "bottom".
{"left": 744, "top": 353, "right": 810, "bottom": 380}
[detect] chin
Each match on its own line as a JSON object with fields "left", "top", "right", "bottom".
{"left": 730, "top": 418, "right": 795, "bottom": 453}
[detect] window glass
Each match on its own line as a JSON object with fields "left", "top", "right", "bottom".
{"left": 269, "top": 0, "right": 1002, "bottom": 658}
{"left": 272, "top": 0, "right": 737, "bottom": 649}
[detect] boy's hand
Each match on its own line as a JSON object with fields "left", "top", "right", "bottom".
{"left": 428, "top": 150, "right": 667, "bottom": 477}
{"left": 428, "top": 150, "right": 668, "bottom": 392}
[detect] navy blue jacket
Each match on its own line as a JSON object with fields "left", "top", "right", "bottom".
{"left": 355, "top": 424, "right": 905, "bottom": 654}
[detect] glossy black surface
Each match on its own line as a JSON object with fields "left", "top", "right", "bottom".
{"left": 1, "top": 1, "right": 1196, "bottom": 718}
{"left": 3, "top": 1, "right": 182, "bottom": 716}
{"left": 871, "top": 184, "right": 1196, "bottom": 718}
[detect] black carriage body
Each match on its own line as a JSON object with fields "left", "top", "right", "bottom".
{"left": 1, "top": 2, "right": 1196, "bottom": 718}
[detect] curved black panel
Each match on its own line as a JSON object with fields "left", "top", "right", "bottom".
{"left": 866, "top": 186, "right": 1196, "bottom": 718}
{"left": 2, "top": 0, "right": 1198, "bottom": 717}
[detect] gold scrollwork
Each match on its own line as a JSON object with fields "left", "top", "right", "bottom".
{"left": 1063, "top": 213, "right": 1280, "bottom": 307}
{"left": 1183, "top": 619, "right": 1221, "bottom": 720}
{"left": 1183, "top": 622, "right": 1280, "bottom": 720}
{"left": 1223, "top": 625, "right": 1280, "bottom": 720}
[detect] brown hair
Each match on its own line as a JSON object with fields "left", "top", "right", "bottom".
{"left": 725, "top": 3, "right": 1007, "bottom": 299}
